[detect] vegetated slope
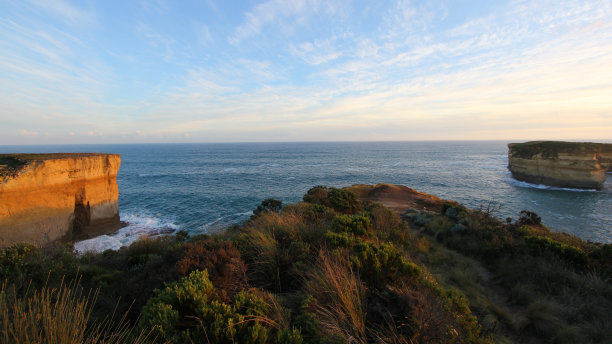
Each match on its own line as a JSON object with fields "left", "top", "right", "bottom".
{"left": 1, "top": 185, "right": 611, "bottom": 343}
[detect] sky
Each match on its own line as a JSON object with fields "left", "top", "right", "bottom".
{"left": 1, "top": 0, "right": 611, "bottom": 144}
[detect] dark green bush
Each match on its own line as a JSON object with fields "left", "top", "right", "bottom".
{"left": 139, "top": 269, "right": 298, "bottom": 344}
{"left": 325, "top": 231, "right": 358, "bottom": 247}
{"left": 302, "top": 186, "right": 330, "bottom": 206}
{"left": 525, "top": 236, "right": 588, "bottom": 267}
{"left": 517, "top": 210, "right": 542, "bottom": 226}
{"left": 351, "top": 242, "right": 421, "bottom": 289}
{"left": 327, "top": 188, "right": 362, "bottom": 214}
{"left": 0, "top": 243, "right": 79, "bottom": 292}
{"left": 253, "top": 198, "right": 283, "bottom": 217}
{"left": 331, "top": 214, "right": 371, "bottom": 236}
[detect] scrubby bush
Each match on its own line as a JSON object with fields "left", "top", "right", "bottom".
{"left": 331, "top": 214, "right": 371, "bottom": 236}
{"left": 525, "top": 236, "right": 588, "bottom": 267}
{"left": 175, "top": 238, "right": 247, "bottom": 297}
{"left": 327, "top": 188, "right": 362, "bottom": 214}
{"left": 139, "top": 269, "right": 300, "bottom": 344}
{"left": 366, "top": 202, "right": 408, "bottom": 237}
{"left": 303, "top": 186, "right": 330, "bottom": 206}
{"left": 351, "top": 242, "right": 422, "bottom": 289}
{"left": 253, "top": 198, "right": 283, "bottom": 217}
{"left": 407, "top": 210, "right": 434, "bottom": 227}
{"left": 0, "top": 243, "right": 79, "bottom": 292}
{"left": 516, "top": 210, "right": 542, "bottom": 226}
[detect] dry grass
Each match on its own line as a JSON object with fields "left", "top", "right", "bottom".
{"left": 0, "top": 278, "right": 152, "bottom": 344}
{"left": 305, "top": 251, "right": 367, "bottom": 343}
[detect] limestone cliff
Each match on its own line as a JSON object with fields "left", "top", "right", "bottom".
{"left": 507, "top": 141, "right": 612, "bottom": 190}
{"left": 0, "top": 153, "right": 121, "bottom": 247}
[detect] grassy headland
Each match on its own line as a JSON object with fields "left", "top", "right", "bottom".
{"left": 1, "top": 185, "right": 611, "bottom": 343}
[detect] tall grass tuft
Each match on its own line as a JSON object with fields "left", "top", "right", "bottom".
{"left": 0, "top": 278, "right": 151, "bottom": 344}
{"left": 305, "top": 252, "right": 367, "bottom": 343}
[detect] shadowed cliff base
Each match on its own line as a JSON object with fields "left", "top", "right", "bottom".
{"left": 508, "top": 141, "right": 612, "bottom": 190}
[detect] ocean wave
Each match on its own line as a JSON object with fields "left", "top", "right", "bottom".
{"left": 74, "top": 213, "right": 179, "bottom": 254}
{"left": 198, "top": 211, "right": 253, "bottom": 232}
{"left": 504, "top": 177, "right": 597, "bottom": 192}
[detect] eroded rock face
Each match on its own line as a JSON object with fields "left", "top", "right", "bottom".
{"left": 507, "top": 141, "right": 612, "bottom": 190}
{"left": 0, "top": 153, "right": 121, "bottom": 247}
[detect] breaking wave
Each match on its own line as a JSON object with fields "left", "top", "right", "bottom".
{"left": 74, "top": 213, "right": 179, "bottom": 254}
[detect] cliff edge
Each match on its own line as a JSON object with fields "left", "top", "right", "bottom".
{"left": 0, "top": 153, "right": 121, "bottom": 247}
{"left": 507, "top": 141, "right": 612, "bottom": 190}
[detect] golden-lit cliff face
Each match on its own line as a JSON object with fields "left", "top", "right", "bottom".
{"left": 508, "top": 142, "right": 611, "bottom": 190}
{"left": 598, "top": 152, "right": 612, "bottom": 172}
{"left": 0, "top": 154, "right": 121, "bottom": 247}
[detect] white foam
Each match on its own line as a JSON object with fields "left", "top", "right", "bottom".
{"left": 505, "top": 177, "right": 597, "bottom": 192}
{"left": 74, "top": 213, "right": 179, "bottom": 254}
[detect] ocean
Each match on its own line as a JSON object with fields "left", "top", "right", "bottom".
{"left": 1, "top": 141, "right": 610, "bottom": 251}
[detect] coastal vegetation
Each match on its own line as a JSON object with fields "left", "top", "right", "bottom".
{"left": 507, "top": 141, "right": 612, "bottom": 159}
{"left": 1, "top": 186, "right": 611, "bottom": 343}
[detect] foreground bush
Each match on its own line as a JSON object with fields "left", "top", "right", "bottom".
{"left": 139, "top": 269, "right": 302, "bottom": 344}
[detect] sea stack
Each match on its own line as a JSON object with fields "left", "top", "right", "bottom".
{"left": 507, "top": 141, "right": 612, "bottom": 190}
{"left": 0, "top": 153, "right": 121, "bottom": 247}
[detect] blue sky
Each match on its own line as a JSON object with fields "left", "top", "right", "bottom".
{"left": 1, "top": 0, "right": 611, "bottom": 144}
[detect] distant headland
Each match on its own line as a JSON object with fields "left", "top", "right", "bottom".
{"left": 0, "top": 153, "right": 121, "bottom": 247}
{"left": 508, "top": 141, "right": 612, "bottom": 190}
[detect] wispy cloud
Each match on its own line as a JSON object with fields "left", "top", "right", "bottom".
{"left": 135, "top": 23, "right": 176, "bottom": 60}
{"left": 195, "top": 23, "right": 213, "bottom": 46}
{"left": 19, "top": 129, "right": 39, "bottom": 136}
{"left": 228, "top": 0, "right": 343, "bottom": 44}
{"left": 290, "top": 37, "right": 344, "bottom": 65}
{"left": 25, "top": 0, "right": 96, "bottom": 25}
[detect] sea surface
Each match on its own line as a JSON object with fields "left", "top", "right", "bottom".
{"left": 1, "top": 141, "right": 610, "bottom": 251}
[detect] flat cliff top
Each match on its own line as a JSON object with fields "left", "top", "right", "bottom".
{"left": 508, "top": 141, "right": 612, "bottom": 159}
{"left": 348, "top": 183, "right": 453, "bottom": 213}
{"left": 0, "top": 153, "right": 119, "bottom": 179}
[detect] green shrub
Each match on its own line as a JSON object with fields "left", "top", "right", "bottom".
{"left": 351, "top": 242, "right": 421, "bottom": 289}
{"left": 175, "top": 239, "right": 247, "bottom": 296}
{"left": 325, "top": 231, "right": 358, "bottom": 247}
{"left": 0, "top": 244, "right": 79, "bottom": 292}
{"left": 139, "top": 269, "right": 295, "bottom": 343}
{"left": 327, "top": 188, "right": 362, "bottom": 214}
{"left": 525, "top": 236, "right": 588, "bottom": 267}
{"left": 303, "top": 186, "right": 330, "bottom": 206}
{"left": 331, "top": 214, "right": 371, "bottom": 236}
{"left": 516, "top": 210, "right": 542, "bottom": 226}
{"left": 0, "top": 243, "right": 37, "bottom": 279}
{"left": 443, "top": 204, "right": 469, "bottom": 221}
{"left": 253, "top": 198, "right": 283, "bottom": 217}
{"left": 408, "top": 211, "right": 433, "bottom": 227}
